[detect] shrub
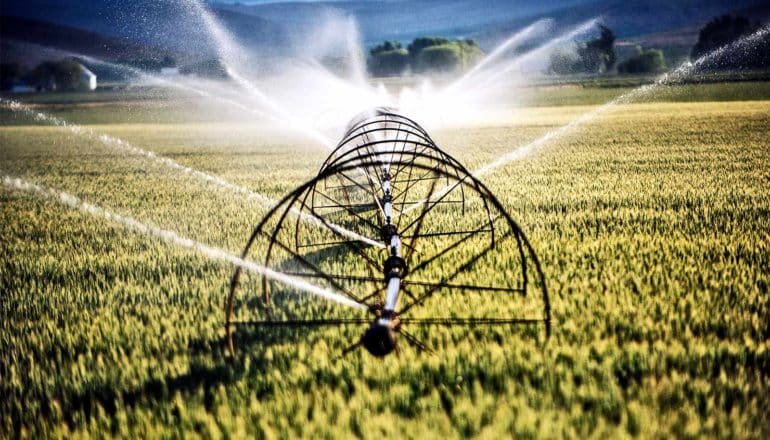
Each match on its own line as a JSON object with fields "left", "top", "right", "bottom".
{"left": 548, "top": 24, "right": 617, "bottom": 74}
{"left": 367, "top": 49, "right": 410, "bottom": 77}
{"left": 407, "top": 37, "right": 451, "bottom": 59}
{"left": 691, "top": 14, "right": 770, "bottom": 70}
{"left": 415, "top": 44, "right": 463, "bottom": 73}
{"left": 618, "top": 47, "right": 667, "bottom": 74}
{"left": 370, "top": 41, "right": 402, "bottom": 56}
{"left": 179, "top": 59, "right": 229, "bottom": 79}
{"left": 0, "top": 62, "right": 25, "bottom": 91}
{"left": 367, "top": 37, "right": 485, "bottom": 76}
{"left": 27, "top": 60, "right": 87, "bottom": 91}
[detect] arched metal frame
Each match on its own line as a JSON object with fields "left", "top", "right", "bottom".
{"left": 313, "top": 109, "right": 466, "bottom": 228}
{"left": 226, "top": 110, "right": 550, "bottom": 356}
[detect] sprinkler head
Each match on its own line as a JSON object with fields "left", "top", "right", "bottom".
{"left": 362, "top": 323, "right": 397, "bottom": 357}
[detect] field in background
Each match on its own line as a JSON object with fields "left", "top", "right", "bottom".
{"left": 1, "top": 83, "right": 769, "bottom": 438}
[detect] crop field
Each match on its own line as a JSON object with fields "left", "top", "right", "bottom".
{"left": 1, "top": 82, "right": 769, "bottom": 438}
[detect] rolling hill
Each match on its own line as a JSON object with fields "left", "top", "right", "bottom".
{"left": 218, "top": 0, "right": 767, "bottom": 48}
{"left": 1, "top": 0, "right": 289, "bottom": 58}
{"left": 0, "top": 16, "right": 175, "bottom": 64}
{"left": 1, "top": 0, "right": 767, "bottom": 69}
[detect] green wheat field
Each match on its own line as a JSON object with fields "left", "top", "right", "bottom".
{"left": 1, "top": 82, "right": 769, "bottom": 438}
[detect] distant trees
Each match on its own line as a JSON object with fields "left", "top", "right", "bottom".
{"left": 692, "top": 15, "right": 754, "bottom": 60}
{"left": 178, "top": 59, "right": 229, "bottom": 79}
{"left": 27, "top": 60, "right": 88, "bottom": 91}
{"left": 368, "top": 41, "right": 409, "bottom": 76}
{"left": 415, "top": 45, "right": 462, "bottom": 73}
{"left": 367, "top": 37, "right": 484, "bottom": 76}
{"left": 0, "top": 62, "right": 25, "bottom": 91}
{"left": 414, "top": 40, "right": 483, "bottom": 73}
{"left": 160, "top": 55, "right": 177, "bottom": 68}
{"left": 691, "top": 15, "right": 769, "bottom": 69}
{"left": 117, "top": 58, "right": 168, "bottom": 72}
{"left": 549, "top": 25, "right": 616, "bottom": 75}
{"left": 617, "top": 46, "right": 666, "bottom": 74}
{"left": 368, "top": 49, "right": 409, "bottom": 77}
{"left": 407, "top": 37, "right": 451, "bottom": 61}
{"left": 548, "top": 50, "right": 580, "bottom": 76}
{"left": 371, "top": 40, "right": 403, "bottom": 55}
{"left": 580, "top": 25, "right": 617, "bottom": 73}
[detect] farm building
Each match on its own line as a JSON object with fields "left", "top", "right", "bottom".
{"left": 80, "top": 65, "right": 97, "bottom": 90}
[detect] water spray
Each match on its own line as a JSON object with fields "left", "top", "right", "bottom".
{"left": 445, "top": 19, "right": 553, "bottom": 94}
{"left": 472, "top": 24, "right": 770, "bottom": 177}
{"left": 401, "top": 24, "right": 770, "bottom": 214}
{"left": 73, "top": 53, "right": 269, "bottom": 120}
{"left": 0, "top": 99, "right": 381, "bottom": 247}
{"left": 0, "top": 98, "right": 274, "bottom": 205}
{"left": 183, "top": 0, "right": 337, "bottom": 148}
{"left": 1, "top": 174, "right": 367, "bottom": 311}
{"left": 462, "top": 18, "right": 602, "bottom": 95}
{"left": 226, "top": 109, "right": 550, "bottom": 357}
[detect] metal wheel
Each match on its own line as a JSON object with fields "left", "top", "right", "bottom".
{"left": 226, "top": 110, "right": 550, "bottom": 357}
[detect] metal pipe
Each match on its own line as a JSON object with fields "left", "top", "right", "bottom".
{"left": 379, "top": 163, "right": 404, "bottom": 323}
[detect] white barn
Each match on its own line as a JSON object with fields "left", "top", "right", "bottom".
{"left": 79, "top": 65, "right": 97, "bottom": 91}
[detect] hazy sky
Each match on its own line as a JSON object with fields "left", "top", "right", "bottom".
{"left": 211, "top": 0, "right": 355, "bottom": 3}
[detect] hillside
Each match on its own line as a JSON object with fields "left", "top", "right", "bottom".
{"left": 1, "top": 0, "right": 289, "bottom": 58}
{"left": 614, "top": 2, "right": 770, "bottom": 66}
{"left": 220, "top": 0, "right": 765, "bottom": 49}
{"left": 2, "top": 0, "right": 765, "bottom": 56}
{"left": 0, "top": 16, "right": 175, "bottom": 64}
{"left": 219, "top": 0, "right": 585, "bottom": 46}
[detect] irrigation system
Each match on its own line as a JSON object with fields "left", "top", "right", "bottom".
{"left": 226, "top": 108, "right": 551, "bottom": 357}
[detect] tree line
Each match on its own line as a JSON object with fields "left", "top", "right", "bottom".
{"left": 0, "top": 59, "right": 94, "bottom": 92}
{"left": 367, "top": 37, "right": 484, "bottom": 76}
{"left": 367, "top": 14, "right": 769, "bottom": 78}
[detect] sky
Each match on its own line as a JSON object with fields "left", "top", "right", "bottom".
{"left": 210, "top": 0, "right": 355, "bottom": 3}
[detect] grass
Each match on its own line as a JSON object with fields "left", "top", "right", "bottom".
{"left": 1, "top": 82, "right": 769, "bottom": 438}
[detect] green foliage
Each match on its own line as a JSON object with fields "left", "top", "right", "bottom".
{"left": 548, "top": 49, "right": 582, "bottom": 75}
{"left": 1, "top": 86, "right": 770, "bottom": 438}
{"left": 458, "top": 39, "right": 485, "bottom": 70}
{"left": 370, "top": 40, "right": 402, "bottom": 56}
{"left": 549, "top": 25, "right": 617, "bottom": 75}
{"left": 691, "top": 15, "right": 770, "bottom": 70}
{"left": 581, "top": 25, "right": 617, "bottom": 73}
{"left": 367, "top": 48, "right": 410, "bottom": 77}
{"left": 0, "top": 62, "right": 25, "bottom": 91}
{"left": 415, "top": 44, "right": 463, "bottom": 73}
{"left": 160, "top": 56, "right": 177, "bottom": 69}
{"left": 618, "top": 47, "right": 667, "bottom": 74}
{"left": 26, "top": 60, "right": 88, "bottom": 92}
{"left": 178, "top": 59, "right": 229, "bottom": 79}
{"left": 407, "top": 37, "right": 451, "bottom": 59}
{"left": 368, "top": 37, "right": 484, "bottom": 76}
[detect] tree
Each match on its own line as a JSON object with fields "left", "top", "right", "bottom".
{"left": 179, "top": 59, "right": 229, "bottom": 79}
{"left": 27, "top": 60, "right": 86, "bottom": 91}
{"left": 414, "top": 44, "right": 463, "bottom": 73}
{"left": 548, "top": 24, "right": 616, "bottom": 75}
{"left": 577, "top": 25, "right": 616, "bottom": 73}
{"left": 367, "top": 48, "right": 410, "bottom": 77}
{"left": 370, "top": 41, "right": 402, "bottom": 56}
{"left": 407, "top": 37, "right": 451, "bottom": 60}
{"left": 548, "top": 49, "right": 581, "bottom": 75}
{"left": 456, "top": 39, "right": 484, "bottom": 70}
{"left": 617, "top": 46, "right": 667, "bottom": 74}
{"left": 692, "top": 15, "right": 754, "bottom": 60}
{"left": 0, "top": 62, "right": 25, "bottom": 91}
{"left": 691, "top": 15, "right": 769, "bottom": 70}
{"left": 367, "top": 36, "right": 486, "bottom": 77}
{"left": 161, "top": 56, "right": 177, "bottom": 68}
